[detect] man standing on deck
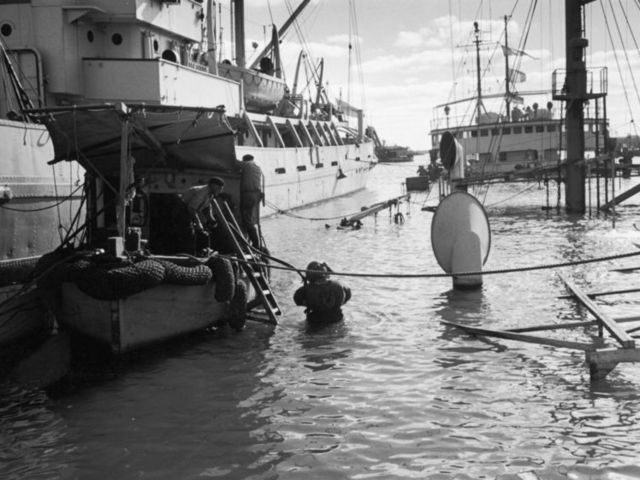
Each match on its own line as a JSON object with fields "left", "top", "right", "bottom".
{"left": 181, "top": 177, "right": 225, "bottom": 253}
{"left": 239, "top": 154, "right": 264, "bottom": 248}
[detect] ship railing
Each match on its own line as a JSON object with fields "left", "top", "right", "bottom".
{"left": 552, "top": 66, "right": 608, "bottom": 100}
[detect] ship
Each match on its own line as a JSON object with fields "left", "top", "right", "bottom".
{"left": 0, "top": 0, "right": 376, "bottom": 214}
{"left": 375, "top": 145, "right": 414, "bottom": 163}
{"left": 0, "top": 44, "right": 82, "bottom": 350}
{"left": 0, "top": 0, "right": 377, "bottom": 358}
{"left": 429, "top": 14, "right": 609, "bottom": 181}
{"left": 366, "top": 127, "right": 414, "bottom": 163}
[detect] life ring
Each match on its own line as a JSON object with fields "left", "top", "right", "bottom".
{"left": 206, "top": 256, "right": 236, "bottom": 302}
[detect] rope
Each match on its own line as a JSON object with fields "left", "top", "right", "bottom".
{"left": 265, "top": 199, "right": 377, "bottom": 222}
{"left": 0, "top": 183, "right": 83, "bottom": 212}
{"left": 218, "top": 249, "right": 640, "bottom": 280}
{"left": 483, "top": 182, "right": 538, "bottom": 207}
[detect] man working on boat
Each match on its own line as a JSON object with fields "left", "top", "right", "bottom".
{"left": 239, "top": 154, "right": 264, "bottom": 248}
{"left": 181, "top": 177, "right": 225, "bottom": 253}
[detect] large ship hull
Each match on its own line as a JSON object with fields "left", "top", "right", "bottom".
{"left": 238, "top": 144, "right": 375, "bottom": 215}
{"left": 0, "top": 119, "right": 82, "bottom": 346}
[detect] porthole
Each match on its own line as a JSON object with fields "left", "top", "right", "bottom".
{"left": 87, "top": 30, "right": 94, "bottom": 42}
{"left": 1, "top": 23, "right": 13, "bottom": 37}
{"left": 112, "top": 33, "right": 123, "bottom": 45}
{"left": 153, "top": 39, "right": 159, "bottom": 52}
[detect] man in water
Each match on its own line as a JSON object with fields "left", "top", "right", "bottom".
{"left": 181, "top": 177, "right": 225, "bottom": 253}
{"left": 239, "top": 154, "right": 263, "bottom": 248}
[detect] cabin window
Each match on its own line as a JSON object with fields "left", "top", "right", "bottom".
{"left": 513, "top": 126, "right": 522, "bottom": 134}
{"left": 524, "top": 126, "right": 533, "bottom": 133}
{"left": 471, "top": 130, "right": 478, "bottom": 138}
{"left": 112, "top": 33, "right": 123, "bottom": 45}
{"left": 87, "top": 30, "right": 94, "bottom": 43}
{"left": 316, "top": 163, "right": 324, "bottom": 168}
{"left": 480, "top": 129, "right": 488, "bottom": 137}
{"left": 331, "top": 161, "right": 338, "bottom": 166}
{"left": 536, "top": 125, "right": 544, "bottom": 133}
{"left": 584, "top": 124, "right": 590, "bottom": 132}
{"left": 491, "top": 128, "right": 499, "bottom": 136}
{"left": 297, "top": 165, "right": 307, "bottom": 171}
{"left": 1, "top": 23, "right": 13, "bottom": 37}
{"left": 547, "top": 124, "right": 556, "bottom": 132}
{"left": 275, "top": 167, "right": 286, "bottom": 174}
{"left": 502, "top": 127, "right": 511, "bottom": 135}
{"left": 153, "top": 40, "right": 159, "bottom": 52}
{"left": 499, "top": 152, "right": 508, "bottom": 162}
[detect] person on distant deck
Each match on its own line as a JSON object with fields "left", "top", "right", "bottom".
{"left": 239, "top": 154, "right": 264, "bottom": 248}
{"left": 532, "top": 102, "right": 539, "bottom": 119}
{"left": 511, "top": 105, "right": 523, "bottom": 122}
{"left": 524, "top": 105, "right": 532, "bottom": 120}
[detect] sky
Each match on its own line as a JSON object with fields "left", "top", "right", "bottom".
{"left": 219, "top": 0, "right": 640, "bottom": 150}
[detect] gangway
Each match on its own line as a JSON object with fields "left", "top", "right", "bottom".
{"left": 210, "top": 198, "right": 281, "bottom": 325}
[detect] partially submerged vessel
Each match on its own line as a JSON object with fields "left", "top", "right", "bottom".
{"left": 0, "top": 0, "right": 378, "bottom": 356}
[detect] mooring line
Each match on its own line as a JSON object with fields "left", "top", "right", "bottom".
{"left": 218, "top": 250, "right": 640, "bottom": 279}
{"left": 264, "top": 198, "right": 408, "bottom": 222}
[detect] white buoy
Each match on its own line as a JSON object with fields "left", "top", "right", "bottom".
{"left": 431, "top": 191, "right": 491, "bottom": 290}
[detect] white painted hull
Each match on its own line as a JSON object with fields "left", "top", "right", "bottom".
{"left": 0, "top": 119, "right": 82, "bottom": 262}
{"left": 237, "top": 144, "right": 376, "bottom": 216}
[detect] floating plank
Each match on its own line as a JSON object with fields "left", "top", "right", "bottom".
{"left": 441, "top": 320, "right": 595, "bottom": 351}
{"left": 341, "top": 194, "right": 409, "bottom": 226}
{"left": 509, "top": 315, "right": 640, "bottom": 334}
{"left": 558, "top": 286, "right": 640, "bottom": 299}
{"left": 600, "top": 182, "right": 640, "bottom": 211}
{"left": 558, "top": 273, "right": 636, "bottom": 349}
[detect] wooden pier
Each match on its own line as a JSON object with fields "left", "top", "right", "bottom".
{"left": 443, "top": 272, "right": 640, "bottom": 380}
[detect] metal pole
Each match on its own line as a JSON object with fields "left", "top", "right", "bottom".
{"left": 564, "top": 0, "right": 587, "bottom": 213}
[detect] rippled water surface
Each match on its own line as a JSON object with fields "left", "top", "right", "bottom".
{"left": 3, "top": 161, "right": 640, "bottom": 479}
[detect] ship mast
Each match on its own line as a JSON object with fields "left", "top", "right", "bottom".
{"left": 563, "top": 0, "right": 591, "bottom": 213}
{"left": 249, "top": 0, "right": 312, "bottom": 71}
{"left": 503, "top": 15, "right": 511, "bottom": 121}
{"left": 232, "top": 0, "right": 245, "bottom": 68}
{"left": 474, "top": 21, "right": 484, "bottom": 123}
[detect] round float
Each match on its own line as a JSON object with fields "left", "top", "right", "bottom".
{"left": 431, "top": 191, "right": 491, "bottom": 274}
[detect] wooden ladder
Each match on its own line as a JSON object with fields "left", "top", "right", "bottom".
{"left": 209, "top": 198, "right": 281, "bottom": 325}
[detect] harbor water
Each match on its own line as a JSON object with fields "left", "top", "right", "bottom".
{"left": 3, "top": 160, "right": 640, "bottom": 479}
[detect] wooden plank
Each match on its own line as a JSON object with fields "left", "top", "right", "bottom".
{"left": 508, "top": 319, "right": 597, "bottom": 333}
{"left": 441, "top": 320, "right": 595, "bottom": 351}
{"left": 508, "top": 316, "right": 640, "bottom": 334}
{"left": 558, "top": 273, "right": 636, "bottom": 348}
{"left": 600, "top": 182, "right": 640, "bottom": 211}
{"left": 558, "top": 286, "right": 640, "bottom": 299}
